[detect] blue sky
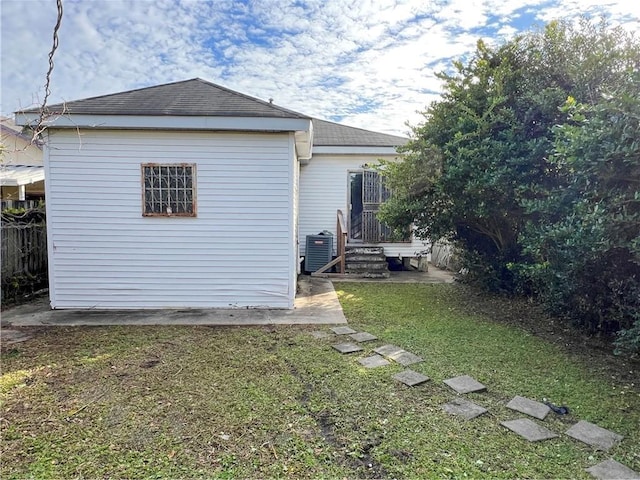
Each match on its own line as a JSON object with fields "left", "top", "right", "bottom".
{"left": 1, "top": 0, "right": 638, "bottom": 135}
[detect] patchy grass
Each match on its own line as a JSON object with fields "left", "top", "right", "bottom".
{"left": 1, "top": 283, "right": 639, "bottom": 479}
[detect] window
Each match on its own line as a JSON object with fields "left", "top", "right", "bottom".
{"left": 142, "top": 164, "right": 196, "bottom": 216}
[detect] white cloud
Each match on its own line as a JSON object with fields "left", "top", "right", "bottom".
{"left": 1, "top": 0, "right": 639, "bottom": 136}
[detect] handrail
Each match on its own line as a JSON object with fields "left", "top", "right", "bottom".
{"left": 336, "top": 209, "right": 347, "bottom": 274}
{"left": 312, "top": 210, "right": 348, "bottom": 276}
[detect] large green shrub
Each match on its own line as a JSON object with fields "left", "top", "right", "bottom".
{"left": 379, "top": 19, "right": 640, "bottom": 355}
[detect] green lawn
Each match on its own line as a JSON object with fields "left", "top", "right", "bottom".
{"left": 1, "top": 283, "right": 638, "bottom": 479}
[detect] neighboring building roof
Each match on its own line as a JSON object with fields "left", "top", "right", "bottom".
{"left": 0, "top": 165, "right": 45, "bottom": 186}
{"left": 312, "top": 118, "right": 407, "bottom": 147}
{"left": 1, "top": 116, "right": 37, "bottom": 144}
{"left": 23, "top": 78, "right": 310, "bottom": 119}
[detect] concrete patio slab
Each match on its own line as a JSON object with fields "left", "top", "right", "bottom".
{"left": 442, "top": 398, "right": 488, "bottom": 420}
{"left": 586, "top": 459, "right": 640, "bottom": 479}
{"left": 332, "top": 326, "right": 357, "bottom": 335}
{"left": 349, "top": 332, "right": 378, "bottom": 342}
{"left": 358, "top": 355, "right": 390, "bottom": 368}
{"left": 332, "top": 343, "right": 363, "bottom": 354}
{"left": 2, "top": 277, "right": 348, "bottom": 327}
{"left": 330, "top": 268, "right": 455, "bottom": 284}
{"left": 501, "top": 418, "right": 558, "bottom": 442}
{"left": 565, "top": 420, "right": 623, "bottom": 451}
{"left": 393, "top": 369, "right": 430, "bottom": 386}
{"left": 443, "top": 375, "right": 487, "bottom": 394}
{"left": 506, "top": 395, "right": 550, "bottom": 420}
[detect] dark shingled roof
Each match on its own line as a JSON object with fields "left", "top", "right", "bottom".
{"left": 29, "top": 78, "right": 309, "bottom": 119}
{"left": 22, "top": 78, "right": 408, "bottom": 147}
{"left": 312, "top": 118, "right": 407, "bottom": 147}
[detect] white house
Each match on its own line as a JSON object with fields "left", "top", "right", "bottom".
{"left": 16, "top": 78, "right": 426, "bottom": 310}
{"left": 0, "top": 116, "right": 45, "bottom": 205}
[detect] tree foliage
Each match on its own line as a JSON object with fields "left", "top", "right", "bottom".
{"left": 380, "top": 19, "right": 640, "bottom": 355}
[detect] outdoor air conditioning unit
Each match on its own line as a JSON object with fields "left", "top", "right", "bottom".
{"left": 305, "top": 234, "right": 333, "bottom": 273}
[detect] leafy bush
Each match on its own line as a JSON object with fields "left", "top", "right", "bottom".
{"left": 380, "top": 19, "right": 640, "bottom": 356}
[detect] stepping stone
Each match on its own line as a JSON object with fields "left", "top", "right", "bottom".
{"left": 358, "top": 355, "right": 390, "bottom": 369}
{"left": 586, "top": 459, "right": 640, "bottom": 480}
{"left": 393, "top": 369, "right": 430, "bottom": 387}
{"left": 389, "top": 351, "right": 423, "bottom": 366}
{"left": 374, "top": 344, "right": 404, "bottom": 357}
{"left": 332, "top": 343, "right": 363, "bottom": 354}
{"left": 443, "top": 375, "right": 487, "bottom": 394}
{"left": 501, "top": 418, "right": 558, "bottom": 442}
{"left": 442, "top": 398, "right": 488, "bottom": 420}
{"left": 565, "top": 420, "right": 623, "bottom": 451}
{"left": 373, "top": 344, "right": 423, "bottom": 366}
{"left": 310, "top": 331, "right": 331, "bottom": 339}
{"left": 349, "top": 332, "right": 378, "bottom": 343}
{"left": 506, "top": 395, "right": 550, "bottom": 420}
{"left": 331, "top": 326, "right": 357, "bottom": 335}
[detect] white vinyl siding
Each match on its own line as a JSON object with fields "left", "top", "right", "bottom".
{"left": 46, "top": 129, "right": 294, "bottom": 309}
{"left": 299, "top": 154, "right": 428, "bottom": 258}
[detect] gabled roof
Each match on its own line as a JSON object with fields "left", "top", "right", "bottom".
{"left": 17, "top": 79, "right": 408, "bottom": 148}
{"left": 24, "top": 78, "right": 310, "bottom": 119}
{"left": 312, "top": 118, "right": 407, "bottom": 147}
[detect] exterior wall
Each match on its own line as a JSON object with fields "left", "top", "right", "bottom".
{"left": 292, "top": 141, "right": 301, "bottom": 275}
{"left": 299, "top": 154, "right": 429, "bottom": 258}
{"left": 45, "top": 129, "right": 295, "bottom": 309}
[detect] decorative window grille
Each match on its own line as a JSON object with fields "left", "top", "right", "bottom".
{"left": 142, "top": 164, "right": 196, "bottom": 216}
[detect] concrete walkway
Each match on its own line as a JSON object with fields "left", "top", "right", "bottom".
{"left": 1, "top": 267, "right": 454, "bottom": 327}
{"left": 335, "top": 268, "right": 455, "bottom": 284}
{"left": 1, "top": 277, "right": 347, "bottom": 327}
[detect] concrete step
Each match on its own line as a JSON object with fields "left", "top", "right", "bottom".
{"left": 346, "top": 246, "right": 384, "bottom": 255}
{"left": 345, "top": 254, "right": 386, "bottom": 262}
{"left": 346, "top": 261, "right": 390, "bottom": 272}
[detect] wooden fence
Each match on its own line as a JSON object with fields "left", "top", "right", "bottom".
{"left": 1, "top": 221, "right": 48, "bottom": 301}
{"left": 431, "top": 241, "right": 461, "bottom": 272}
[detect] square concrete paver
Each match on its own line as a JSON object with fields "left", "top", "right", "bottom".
{"left": 393, "top": 369, "right": 430, "bottom": 386}
{"left": 443, "top": 375, "right": 487, "bottom": 394}
{"left": 506, "top": 395, "right": 550, "bottom": 420}
{"left": 332, "top": 326, "right": 357, "bottom": 335}
{"left": 358, "top": 355, "right": 390, "bottom": 369}
{"left": 374, "top": 344, "right": 404, "bottom": 357}
{"left": 332, "top": 343, "right": 363, "bottom": 354}
{"left": 389, "top": 351, "right": 423, "bottom": 366}
{"left": 586, "top": 459, "right": 640, "bottom": 480}
{"left": 565, "top": 420, "right": 624, "bottom": 451}
{"left": 349, "top": 332, "right": 378, "bottom": 342}
{"left": 501, "top": 418, "right": 558, "bottom": 442}
{"left": 442, "top": 398, "right": 488, "bottom": 420}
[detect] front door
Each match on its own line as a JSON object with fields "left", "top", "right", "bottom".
{"left": 348, "top": 170, "right": 393, "bottom": 243}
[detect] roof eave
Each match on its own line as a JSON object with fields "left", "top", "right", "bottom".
{"left": 15, "top": 112, "right": 311, "bottom": 132}
{"left": 312, "top": 145, "right": 401, "bottom": 155}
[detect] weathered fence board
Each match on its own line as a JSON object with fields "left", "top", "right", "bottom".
{"left": 1, "top": 222, "right": 48, "bottom": 300}
{"left": 431, "top": 241, "right": 460, "bottom": 271}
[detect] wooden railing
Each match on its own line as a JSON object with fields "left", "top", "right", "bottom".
{"left": 336, "top": 209, "right": 347, "bottom": 274}
{"left": 311, "top": 209, "right": 348, "bottom": 276}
